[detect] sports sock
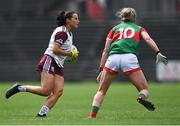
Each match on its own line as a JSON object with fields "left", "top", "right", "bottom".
{"left": 139, "top": 89, "right": 148, "bottom": 99}
{"left": 88, "top": 106, "right": 99, "bottom": 118}
{"left": 38, "top": 105, "right": 49, "bottom": 116}
{"left": 18, "top": 85, "right": 27, "bottom": 92}
{"left": 92, "top": 106, "right": 99, "bottom": 113}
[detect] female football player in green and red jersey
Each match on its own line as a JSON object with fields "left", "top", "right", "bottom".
{"left": 88, "top": 7, "right": 168, "bottom": 118}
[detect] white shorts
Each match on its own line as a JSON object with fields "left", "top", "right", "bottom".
{"left": 104, "top": 53, "right": 140, "bottom": 75}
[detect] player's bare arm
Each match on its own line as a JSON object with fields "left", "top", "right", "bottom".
{"left": 141, "top": 30, "right": 168, "bottom": 65}
{"left": 97, "top": 38, "right": 112, "bottom": 82}
{"left": 141, "top": 31, "right": 160, "bottom": 53}
{"left": 52, "top": 43, "right": 71, "bottom": 56}
{"left": 99, "top": 38, "right": 112, "bottom": 68}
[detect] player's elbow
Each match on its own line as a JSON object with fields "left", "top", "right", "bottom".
{"left": 52, "top": 46, "right": 60, "bottom": 55}
{"left": 52, "top": 48, "right": 58, "bottom": 54}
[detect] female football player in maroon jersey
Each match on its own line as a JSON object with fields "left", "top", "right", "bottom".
{"left": 88, "top": 7, "right": 168, "bottom": 118}
{"left": 5, "top": 11, "right": 79, "bottom": 117}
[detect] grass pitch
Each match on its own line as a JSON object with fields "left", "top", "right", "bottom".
{"left": 0, "top": 82, "right": 180, "bottom": 125}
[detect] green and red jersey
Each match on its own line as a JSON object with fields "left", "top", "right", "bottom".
{"left": 107, "top": 22, "right": 145, "bottom": 55}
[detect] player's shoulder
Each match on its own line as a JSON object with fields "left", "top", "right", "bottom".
{"left": 54, "top": 26, "right": 68, "bottom": 33}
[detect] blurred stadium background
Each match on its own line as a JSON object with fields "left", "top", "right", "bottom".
{"left": 0, "top": 0, "right": 180, "bottom": 82}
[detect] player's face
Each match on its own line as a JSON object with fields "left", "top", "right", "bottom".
{"left": 68, "top": 13, "right": 80, "bottom": 29}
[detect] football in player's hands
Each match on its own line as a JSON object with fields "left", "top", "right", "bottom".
{"left": 67, "top": 45, "right": 79, "bottom": 62}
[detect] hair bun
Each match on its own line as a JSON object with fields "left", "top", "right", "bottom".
{"left": 56, "top": 11, "right": 66, "bottom": 26}
{"left": 57, "top": 11, "right": 65, "bottom": 21}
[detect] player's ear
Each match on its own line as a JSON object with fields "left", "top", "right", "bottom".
{"left": 66, "top": 18, "right": 71, "bottom": 24}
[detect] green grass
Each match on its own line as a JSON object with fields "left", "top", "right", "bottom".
{"left": 0, "top": 82, "right": 180, "bottom": 125}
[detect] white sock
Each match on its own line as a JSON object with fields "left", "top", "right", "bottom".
{"left": 139, "top": 89, "right": 149, "bottom": 99}
{"left": 38, "top": 105, "right": 49, "bottom": 115}
{"left": 18, "top": 85, "right": 27, "bottom": 92}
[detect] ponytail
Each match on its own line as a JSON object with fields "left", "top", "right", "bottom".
{"left": 56, "top": 11, "right": 66, "bottom": 26}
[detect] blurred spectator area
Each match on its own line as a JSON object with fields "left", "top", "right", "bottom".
{"left": 0, "top": 0, "right": 180, "bottom": 81}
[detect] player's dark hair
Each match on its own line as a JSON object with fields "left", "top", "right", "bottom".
{"left": 56, "top": 11, "right": 76, "bottom": 26}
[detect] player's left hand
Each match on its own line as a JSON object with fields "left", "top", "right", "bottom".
{"left": 96, "top": 71, "right": 102, "bottom": 83}
{"left": 96, "top": 67, "right": 103, "bottom": 83}
{"left": 96, "top": 72, "right": 102, "bottom": 83}
{"left": 156, "top": 52, "right": 168, "bottom": 65}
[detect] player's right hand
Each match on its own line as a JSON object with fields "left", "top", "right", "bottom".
{"left": 156, "top": 52, "right": 168, "bottom": 65}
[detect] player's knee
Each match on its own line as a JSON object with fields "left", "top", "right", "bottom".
{"left": 55, "top": 89, "right": 63, "bottom": 98}
{"left": 41, "top": 88, "right": 52, "bottom": 96}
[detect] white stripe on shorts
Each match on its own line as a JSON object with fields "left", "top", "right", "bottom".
{"left": 43, "top": 56, "right": 52, "bottom": 72}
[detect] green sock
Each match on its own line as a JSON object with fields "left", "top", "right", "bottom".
{"left": 139, "top": 93, "right": 147, "bottom": 99}
{"left": 92, "top": 106, "right": 99, "bottom": 113}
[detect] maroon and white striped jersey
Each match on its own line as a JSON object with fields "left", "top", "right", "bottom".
{"left": 45, "top": 26, "right": 73, "bottom": 68}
